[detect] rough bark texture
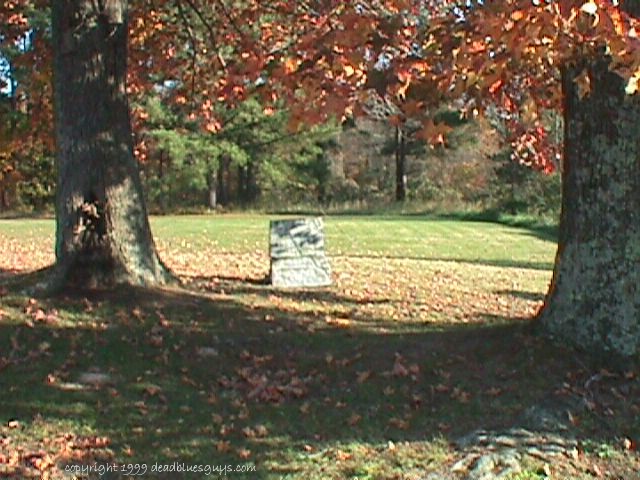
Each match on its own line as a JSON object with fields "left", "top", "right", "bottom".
{"left": 51, "top": 0, "right": 171, "bottom": 288}
{"left": 538, "top": 58, "right": 640, "bottom": 359}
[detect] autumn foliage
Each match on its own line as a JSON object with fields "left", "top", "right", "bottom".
{"left": 1, "top": 1, "right": 640, "bottom": 173}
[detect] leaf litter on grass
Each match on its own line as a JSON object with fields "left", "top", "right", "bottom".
{"left": 0, "top": 217, "right": 639, "bottom": 479}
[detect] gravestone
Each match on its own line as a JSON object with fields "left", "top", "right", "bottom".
{"left": 270, "top": 217, "right": 332, "bottom": 288}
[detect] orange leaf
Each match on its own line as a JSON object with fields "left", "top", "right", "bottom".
{"left": 335, "top": 450, "right": 353, "bottom": 461}
{"left": 511, "top": 10, "right": 525, "bottom": 21}
{"left": 237, "top": 448, "right": 252, "bottom": 459}
{"left": 468, "top": 40, "right": 487, "bottom": 54}
{"left": 216, "top": 440, "right": 231, "bottom": 453}
{"left": 488, "top": 78, "right": 503, "bottom": 94}
{"left": 284, "top": 57, "right": 299, "bottom": 75}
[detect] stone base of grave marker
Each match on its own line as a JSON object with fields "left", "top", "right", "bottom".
{"left": 269, "top": 217, "right": 332, "bottom": 288}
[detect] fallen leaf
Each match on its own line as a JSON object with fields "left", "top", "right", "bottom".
{"left": 237, "top": 448, "right": 252, "bottom": 459}
{"left": 434, "top": 384, "right": 450, "bottom": 393}
{"left": 144, "top": 385, "right": 162, "bottom": 396}
{"left": 567, "top": 410, "right": 580, "bottom": 426}
{"left": 335, "top": 450, "right": 352, "bottom": 461}
{"left": 216, "top": 440, "right": 231, "bottom": 453}
{"left": 388, "top": 417, "right": 409, "bottom": 430}
{"left": 325, "top": 316, "right": 351, "bottom": 328}
{"left": 452, "top": 388, "right": 471, "bottom": 403}
{"left": 623, "top": 437, "right": 635, "bottom": 450}
{"left": 347, "top": 413, "right": 362, "bottom": 426}
{"left": 212, "top": 414, "right": 224, "bottom": 424}
{"left": 356, "top": 370, "right": 371, "bottom": 383}
{"left": 485, "top": 387, "right": 503, "bottom": 396}
{"left": 393, "top": 356, "right": 409, "bottom": 377}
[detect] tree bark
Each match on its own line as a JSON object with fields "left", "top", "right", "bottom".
{"left": 246, "top": 162, "right": 259, "bottom": 203}
{"left": 50, "top": 0, "right": 171, "bottom": 288}
{"left": 537, "top": 58, "right": 640, "bottom": 359}
{"left": 395, "top": 126, "right": 407, "bottom": 202}
{"left": 217, "top": 157, "right": 229, "bottom": 206}
{"left": 237, "top": 165, "right": 248, "bottom": 204}
{"left": 208, "top": 170, "right": 217, "bottom": 209}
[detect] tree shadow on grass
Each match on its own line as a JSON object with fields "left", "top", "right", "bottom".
{"left": 495, "top": 289, "right": 546, "bottom": 302}
{"left": 0, "top": 267, "right": 20, "bottom": 281}
{"left": 186, "top": 273, "right": 398, "bottom": 309}
{"left": 334, "top": 254, "right": 554, "bottom": 271}
{"left": 0, "top": 267, "right": 52, "bottom": 287}
{"left": 317, "top": 211, "right": 560, "bottom": 244}
{"left": 392, "top": 212, "right": 559, "bottom": 245}
{"left": 0, "top": 285, "right": 638, "bottom": 479}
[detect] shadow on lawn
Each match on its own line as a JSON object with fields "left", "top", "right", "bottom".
{"left": 189, "top": 274, "right": 398, "bottom": 309}
{"left": 0, "top": 285, "right": 638, "bottom": 479}
{"left": 321, "top": 211, "right": 559, "bottom": 244}
{"left": 496, "top": 289, "right": 546, "bottom": 302}
{"left": 0, "top": 267, "right": 20, "bottom": 280}
{"left": 333, "top": 254, "right": 553, "bottom": 271}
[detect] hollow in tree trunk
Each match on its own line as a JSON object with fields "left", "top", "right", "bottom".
{"left": 537, "top": 58, "right": 640, "bottom": 360}
{"left": 50, "top": 0, "right": 172, "bottom": 288}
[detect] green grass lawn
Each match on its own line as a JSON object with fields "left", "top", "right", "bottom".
{"left": 0, "top": 215, "right": 638, "bottom": 479}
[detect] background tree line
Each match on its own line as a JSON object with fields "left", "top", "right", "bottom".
{"left": 1, "top": 86, "right": 560, "bottom": 219}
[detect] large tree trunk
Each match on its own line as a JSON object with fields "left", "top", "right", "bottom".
{"left": 537, "top": 58, "right": 640, "bottom": 359}
{"left": 51, "top": 0, "right": 171, "bottom": 288}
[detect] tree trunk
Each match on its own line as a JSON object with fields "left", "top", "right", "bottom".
{"left": 537, "top": 58, "right": 640, "bottom": 359}
{"left": 208, "top": 171, "right": 217, "bottom": 209}
{"left": 246, "top": 162, "right": 259, "bottom": 203}
{"left": 51, "top": 0, "right": 171, "bottom": 288}
{"left": 0, "top": 183, "right": 7, "bottom": 211}
{"left": 158, "top": 150, "right": 165, "bottom": 179}
{"left": 237, "top": 165, "right": 248, "bottom": 204}
{"left": 217, "top": 157, "right": 229, "bottom": 206}
{"left": 395, "top": 126, "right": 407, "bottom": 202}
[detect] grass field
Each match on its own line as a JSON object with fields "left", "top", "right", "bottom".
{"left": 0, "top": 215, "right": 638, "bottom": 479}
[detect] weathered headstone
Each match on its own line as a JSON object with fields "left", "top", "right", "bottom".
{"left": 270, "top": 217, "right": 332, "bottom": 287}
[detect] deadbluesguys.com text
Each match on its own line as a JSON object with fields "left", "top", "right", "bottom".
{"left": 65, "top": 462, "right": 257, "bottom": 477}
